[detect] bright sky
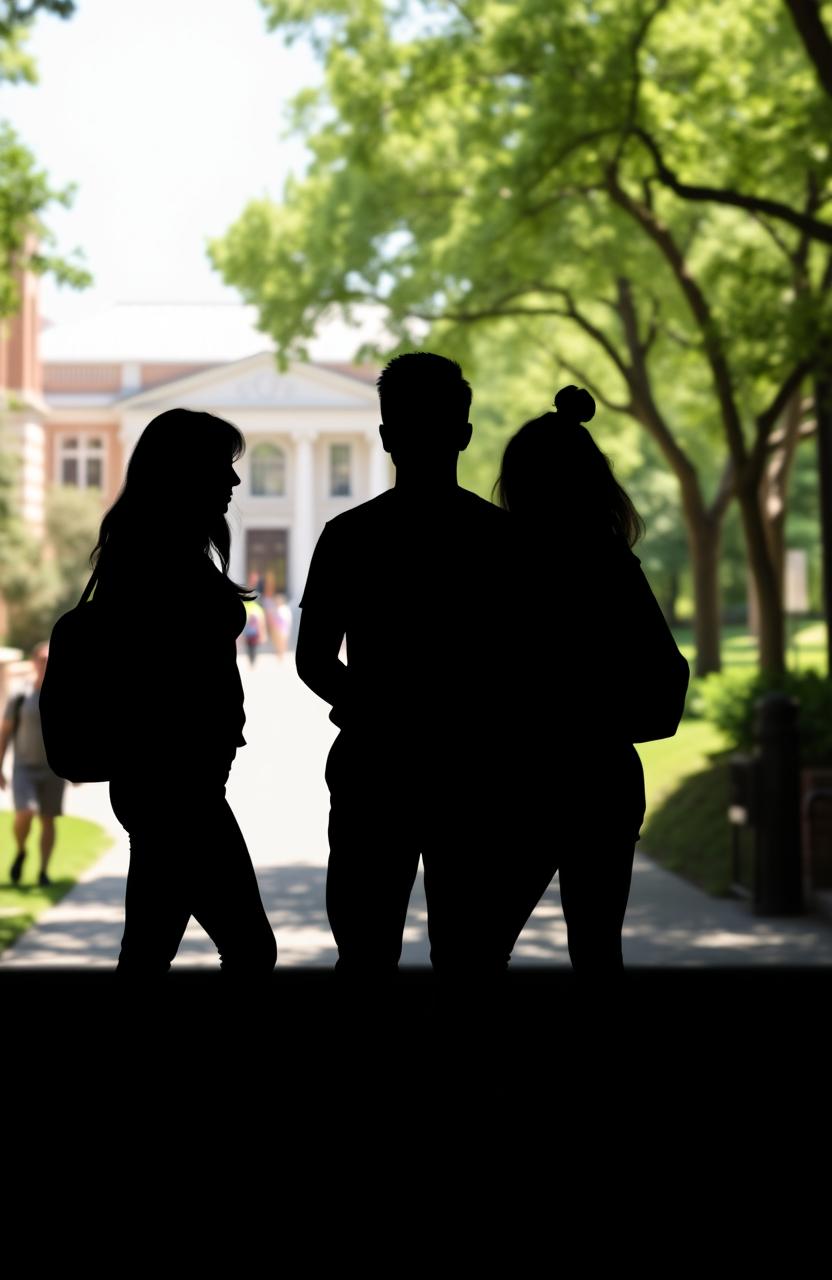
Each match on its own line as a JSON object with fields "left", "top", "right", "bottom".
{"left": 0, "top": 0, "right": 319, "bottom": 325}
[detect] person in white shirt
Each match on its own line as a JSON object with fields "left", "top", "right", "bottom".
{"left": 0, "top": 642, "right": 66, "bottom": 887}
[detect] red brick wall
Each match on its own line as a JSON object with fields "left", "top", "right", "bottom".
{"left": 44, "top": 364, "right": 123, "bottom": 393}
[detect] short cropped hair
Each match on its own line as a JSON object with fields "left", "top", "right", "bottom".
{"left": 377, "top": 352, "right": 472, "bottom": 427}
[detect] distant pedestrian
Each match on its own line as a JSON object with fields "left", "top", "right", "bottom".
{"left": 272, "top": 593, "right": 292, "bottom": 660}
{"left": 243, "top": 594, "right": 266, "bottom": 666}
{"left": 0, "top": 642, "right": 66, "bottom": 887}
{"left": 261, "top": 570, "right": 278, "bottom": 643}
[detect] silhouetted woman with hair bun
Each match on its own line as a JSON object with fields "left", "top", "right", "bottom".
{"left": 91, "top": 407, "right": 277, "bottom": 977}
{"left": 496, "top": 386, "right": 688, "bottom": 975}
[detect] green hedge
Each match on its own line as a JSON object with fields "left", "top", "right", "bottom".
{"left": 701, "top": 669, "right": 832, "bottom": 764}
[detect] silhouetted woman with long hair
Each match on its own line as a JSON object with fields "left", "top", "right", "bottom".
{"left": 91, "top": 408, "right": 277, "bottom": 976}
{"left": 496, "top": 386, "right": 688, "bottom": 974}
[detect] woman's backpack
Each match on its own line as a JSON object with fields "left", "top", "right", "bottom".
{"left": 38, "top": 570, "right": 117, "bottom": 782}
{"left": 613, "top": 550, "right": 690, "bottom": 743}
{"left": 558, "top": 542, "right": 690, "bottom": 745}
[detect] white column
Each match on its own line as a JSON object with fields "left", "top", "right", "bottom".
{"left": 368, "top": 430, "right": 390, "bottom": 497}
{"left": 291, "top": 431, "right": 316, "bottom": 601}
{"left": 17, "top": 415, "right": 46, "bottom": 534}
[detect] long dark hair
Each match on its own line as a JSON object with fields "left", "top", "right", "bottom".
{"left": 91, "top": 407, "right": 253, "bottom": 598}
{"left": 495, "top": 386, "right": 644, "bottom": 548}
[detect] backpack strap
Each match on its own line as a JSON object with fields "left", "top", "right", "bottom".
{"left": 78, "top": 567, "right": 99, "bottom": 605}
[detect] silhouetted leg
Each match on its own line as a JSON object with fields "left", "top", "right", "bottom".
{"left": 325, "top": 736, "right": 420, "bottom": 972}
{"left": 326, "top": 806, "right": 420, "bottom": 972}
{"left": 557, "top": 834, "right": 636, "bottom": 973}
{"left": 116, "top": 826, "right": 192, "bottom": 975}
{"left": 491, "top": 758, "right": 564, "bottom": 962}
{"left": 422, "top": 750, "right": 566, "bottom": 972}
{"left": 187, "top": 798, "right": 277, "bottom": 975}
{"left": 498, "top": 853, "right": 561, "bottom": 962}
{"left": 110, "top": 773, "right": 275, "bottom": 976}
{"left": 422, "top": 778, "right": 520, "bottom": 975}
{"left": 557, "top": 747, "right": 646, "bottom": 974}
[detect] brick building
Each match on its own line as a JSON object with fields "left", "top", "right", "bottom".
{"left": 0, "top": 274, "right": 389, "bottom": 602}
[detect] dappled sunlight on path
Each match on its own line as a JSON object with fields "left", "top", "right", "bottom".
{"left": 4, "top": 654, "right": 832, "bottom": 968}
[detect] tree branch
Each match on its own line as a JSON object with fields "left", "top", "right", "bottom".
{"left": 784, "top": 0, "right": 832, "bottom": 101}
{"left": 709, "top": 457, "right": 736, "bottom": 523}
{"left": 614, "top": 0, "right": 671, "bottom": 164}
{"left": 762, "top": 362, "right": 814, "bottom": 431}
{"left": 556, "top": 359, "right": 632, "bottom": 414}
{"left": 752, "top": 362, "right": 813, "bottom": 478}
{"left": 606, "top": 165, "right": 749, "bottom": 467}
{"left": 750, "top": 211, "right": 796, "bottom": 260}
{"left": 630, "top": 126, "right": 832, "bottom": 245}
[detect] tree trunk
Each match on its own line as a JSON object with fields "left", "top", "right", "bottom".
{"left": 816, "top": 371, "right": 832, "bottom": 676}
{"left": 669, "top": 458, "right": 726, "bottom": 676}
{"left": 737, "top": 476, "right": 786, "bottom": 673}
{"left": 747, "top": 390, "right": 802, "bottom": 643}
{"left": 687, "top": 514, "right": 722, "bottom": 675}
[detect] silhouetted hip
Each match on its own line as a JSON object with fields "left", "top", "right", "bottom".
{"left": 504, "top": 741, "right": 646, "bottom": 971}
{"left": 109, "top": 755, "right": 276, "bottom": 976}
{"left": 325, "top": 729, "right": 514, "bottom": 973}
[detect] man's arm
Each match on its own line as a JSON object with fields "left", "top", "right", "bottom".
{"left": 295, "top": 523, "right": 353, "bottom": 725}
{"left": 295, "top": 606, "right": 350, "bottom": 716}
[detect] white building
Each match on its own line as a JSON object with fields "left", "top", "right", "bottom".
{"left": 1, "top": 285, "right": 390, "bottom": 602}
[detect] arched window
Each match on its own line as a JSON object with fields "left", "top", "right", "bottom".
{"left": 251, "top": 443, "right": 286, "bottom": 496}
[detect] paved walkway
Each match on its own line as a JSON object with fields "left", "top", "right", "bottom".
{"left": 3, "top": 652, "right": 832, "bottom": 969}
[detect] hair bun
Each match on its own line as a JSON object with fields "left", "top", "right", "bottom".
{"left": 554, "top": 385, "right": 595, "bottom": 424}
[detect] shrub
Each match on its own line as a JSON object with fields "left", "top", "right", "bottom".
{"left": 701, "top": 669, "right": 832, "bottom": 764}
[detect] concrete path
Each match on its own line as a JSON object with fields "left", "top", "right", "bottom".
{"left": 3, "top": 652, "right": 832, "bottom": 969}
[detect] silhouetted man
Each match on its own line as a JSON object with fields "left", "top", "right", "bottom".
{"left": 296, "top": 352, "right": 514, "bottom": 975}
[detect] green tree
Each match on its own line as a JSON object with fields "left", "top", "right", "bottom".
{"left": 210, "top": 0, "right": 831, "bottom": 674}
{"left": 0, "top": 1, "right": 89, "bottom": 319}
{"left": 0, "top": 449, "right": 59, "bottom": 650}
{"left": 44, "top": 483, "right": 100, "bottom": 616}
{"left": 0, "top": 1, "right": 91, "bottom": 645}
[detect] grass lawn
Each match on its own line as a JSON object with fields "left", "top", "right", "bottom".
{"left": 636, "top": 618, "right": 828, "bottom": 896}
{"left": 671, "top": 618, "right": 829, "bottom": 676}
{"left": 0, "top": 812, "right": 112, "bottom": 953}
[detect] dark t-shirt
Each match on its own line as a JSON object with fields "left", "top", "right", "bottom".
{"left": 300, "top": 486, "right": 515, "bottom": 752}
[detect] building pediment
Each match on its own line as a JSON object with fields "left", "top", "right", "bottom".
{"left": 120, "top": 352, "right": 377, "bottom": 412}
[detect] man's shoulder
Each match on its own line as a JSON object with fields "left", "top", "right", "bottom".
{"left": 319, "top": 491, "right": 397, "bottom": 537}
{"left": 457, "top": 487, "right": 510, "bottom": 522}
{"left": 318, "top": 487, "right": 510, "bottom": 546}
{"left": 455, "top": 489, "right": 514, "bottom": 553}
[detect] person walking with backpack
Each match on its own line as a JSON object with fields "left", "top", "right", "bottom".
{"left": 495, "top": 386, "right": 689, "bottom": 975}
{"left": 0, "top": 642, "right": 65, "bottom": 887}
{"left": 78, "top": 408, "right": 277, "bottom": 977}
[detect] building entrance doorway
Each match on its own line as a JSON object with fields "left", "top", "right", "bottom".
{"left": 246, "top": 528, "right": 288, "bottom": 593}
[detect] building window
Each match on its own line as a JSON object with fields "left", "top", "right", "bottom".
{"left": 251, "top": 443, "right": 286, "bottom": 496}
{"left": 59, "top": 436, "right": 104, "bottom": 489}
{"left": 329, "top": 444, "right": 351, "bottom": 497}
